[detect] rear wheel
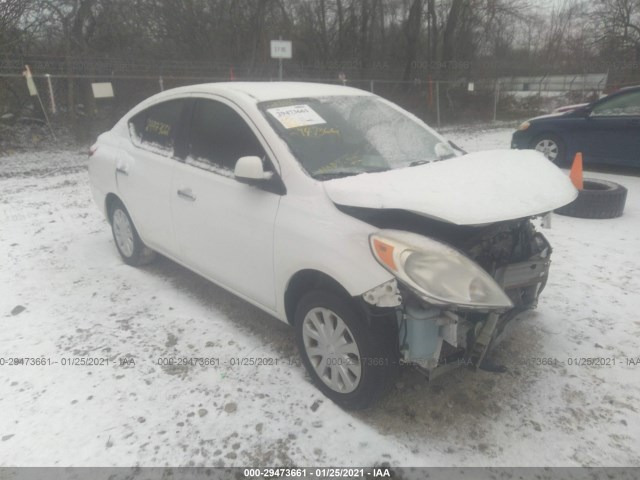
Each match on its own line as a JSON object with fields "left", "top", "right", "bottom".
{"left": 532, "top": 134, "right": 565, "bottom": 165}
{"left": 294, "top": 290, "right": 398, "bottom": 409}
{"left": 109, "top": 199, "right": 156, "bottom": 266}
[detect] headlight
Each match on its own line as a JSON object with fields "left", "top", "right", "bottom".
{"left": 517, "top": 121, "right": 530, "bottom": 131}
{"left": 370, "top": 230, "right": 513, "bottom": 310}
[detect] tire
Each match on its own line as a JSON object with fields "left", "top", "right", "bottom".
{"left": 294, "top": 290, "right": 398, "bottom": 410}
{"left": 531, "top": 133, "right": 565, "bottom": 165}
{"left": 109, "top": 199, "right": 157, "bottom": 266}
{"left": 555, "top": 179, "right": 627, "bottom": 219}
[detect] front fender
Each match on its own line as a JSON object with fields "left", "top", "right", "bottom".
{"left": 273, "top": 194, "right": 393, "bottom": 317}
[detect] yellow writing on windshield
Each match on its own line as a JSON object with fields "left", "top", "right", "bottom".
{"left": 292, "top": 126, "right": 340, "bottom": 137}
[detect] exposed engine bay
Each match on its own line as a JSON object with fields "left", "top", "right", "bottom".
{"left": 345, "top": 205, "right": 552, "bottom": 378}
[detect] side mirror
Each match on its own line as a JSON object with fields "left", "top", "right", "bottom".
{"left": 234, "top": 156, "right": 273, "bottom": 182}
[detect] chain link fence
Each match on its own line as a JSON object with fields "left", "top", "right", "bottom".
{"left": 0, "top": 65, "right": 613, "bottom": 151}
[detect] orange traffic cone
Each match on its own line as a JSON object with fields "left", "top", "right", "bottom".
{"left": 569, "top": 152, "right": 584, "bottom": 190}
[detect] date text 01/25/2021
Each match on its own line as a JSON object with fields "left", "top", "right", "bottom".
{"left": 243, "top": 467, "right": 392, "bottom": 478}
{"left": 1, "top": 356, "right": 639, "bottom": 367}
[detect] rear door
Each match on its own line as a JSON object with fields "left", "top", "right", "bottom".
{"left": 171, "top": 97, "right": 282, "bottom": 309}
{"left": 116, "top": 98, "right": 188, "bottom": 254}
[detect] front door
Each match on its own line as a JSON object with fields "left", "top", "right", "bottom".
{"left": 582, "top": 90, "right": 640, "bottom": 165}
{"left": 171, "top": 98, "right": 281, "bottom": 309}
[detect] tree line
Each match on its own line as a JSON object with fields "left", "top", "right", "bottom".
{"left": 2, "top": 0, "right": 640, "bottom": 135}
{"left": 1, "top": 0, "right": 639, "bottom": 83}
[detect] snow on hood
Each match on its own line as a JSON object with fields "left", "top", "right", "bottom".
{"left": 529, "top": 111, "right": 568, "bottom": 121}
{"left": 553, "top": 102, "right": 589, "bottom": 113}
{"left": 323, "top": 149, "right": 578, "bottom": 225}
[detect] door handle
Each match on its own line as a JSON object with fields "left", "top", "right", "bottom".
{"left": 116, "top": 166, "right": 129, "bottom": 176}
{"left": 177, "top": 188, "right": 197, "bottom": 202}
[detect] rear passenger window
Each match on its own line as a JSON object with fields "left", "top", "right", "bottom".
{"left": 129, "top": 100, "right": 184, "bottom": 155}
{"left": 186, "top": 99, "right": 267, "bottom": 175}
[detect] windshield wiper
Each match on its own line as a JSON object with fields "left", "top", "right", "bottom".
{"left": 314, "top": 171, "right": 359, "bottom": 179}
{"left": 313, "top": 167, "right": 389, "bottom": 180}
{"left": 409, "top": 160, "right": 431, "bottom": 167}
{"left": 449, "top": 140, "right": 467, "bottom": 154}
{"left": 410, "top": 153, "right": 455, "bottom": 167}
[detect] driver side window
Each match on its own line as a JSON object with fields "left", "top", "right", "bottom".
{"left": 592, "top": 90, "right": 640, "bottom": 116}
{"left": 186, "top": 99, "right": 268, "bottom": 176}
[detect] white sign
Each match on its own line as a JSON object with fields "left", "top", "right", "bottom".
{"left": 270, "top": 40, "right": 292, "bottom": 59}
{"left": 92, "top": 82, "right": 114, "bottom": 99}
{"left": 23, "top": 65, "right": 37, "bottom": 96}
{"left": 467, "top": 82, "right": 475, "bottom": 92}
{"left": 267, "top": 104, "right": 326, "bottom": 129}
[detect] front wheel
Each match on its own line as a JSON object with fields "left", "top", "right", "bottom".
{"left": 294, "top": 290, "right": 398, "bottom": 409}
{"left": 109, "top": 199, "right": 156, "bottom": 266}
{"left": 531, "top": 134, "right": 565, "bottom": 165}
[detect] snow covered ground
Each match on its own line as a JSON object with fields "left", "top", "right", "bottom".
{"left": 1, "top": 126, "right": 639, "bottom": 468}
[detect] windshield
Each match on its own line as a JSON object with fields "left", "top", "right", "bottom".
{"left": 259, "top": 95, "right": 455, "bottom": 180}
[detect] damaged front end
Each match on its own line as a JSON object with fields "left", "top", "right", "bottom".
{"left": 356, "top": 208, "right": 552, "bottom": 378}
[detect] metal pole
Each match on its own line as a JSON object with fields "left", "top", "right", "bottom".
{"left": 370, "top": 80, "right": 374, "bottom": 93}
{"left": 159, "top": 76, "right": 164, "bottom": 92}
{"left": 435, "top": 81, "right": 441, "bottom": 128}
{"left": 36, "top": 91, "right": 56, "bottom": 141}
{"left": 45, "top": 74, "right": 56, "bottom": 114}
{"left": 493, "top": 80, "right": 500, "bottom": 123}
{"left": 278, "top": 35, "right": 283, "bottom": 81}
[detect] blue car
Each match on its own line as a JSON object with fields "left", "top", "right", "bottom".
{"left": 511, "top": 86, "right": 640, "bottom": 167}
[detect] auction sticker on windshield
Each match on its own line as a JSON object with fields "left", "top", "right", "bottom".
{"left": 267, "top": 104, "right": 326, "bottom": 129}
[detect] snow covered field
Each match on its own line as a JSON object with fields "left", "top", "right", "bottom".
{"left": 1, "top": 126, "right": 639, "bottom": 467}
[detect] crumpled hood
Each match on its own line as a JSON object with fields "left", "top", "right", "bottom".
{"left": 323, "top": 149, "right": 578, "bottom": 225}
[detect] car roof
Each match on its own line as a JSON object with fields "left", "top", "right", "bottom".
{"left": 154, "top": 81, "right": 372, "bottom": 104}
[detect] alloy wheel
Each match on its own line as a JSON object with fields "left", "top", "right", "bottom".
{"left": 534, "top": 138, "right": 559, "bottom": 162}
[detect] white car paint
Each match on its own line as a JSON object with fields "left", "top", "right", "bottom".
{"left": 88, "top": 82, "right": 574, "bottom": 325}
{"left": 171, "top": 160, "right": 281, "bottom": 309}
{"left": 116, "top": 145, "right": 178, "bottom": 254}
{"left": 89, "top": 83, "right": 395, "bottom": 323}
{"left": 323, "top": 149, "right": 578, "bottom": 226}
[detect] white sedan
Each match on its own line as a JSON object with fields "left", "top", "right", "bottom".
{"left": 88, "top": 82, "right": 576, "bottom": 409}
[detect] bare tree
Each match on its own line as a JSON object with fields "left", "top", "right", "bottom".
{"left": 401, "top": 0, "right": 423, "bottom": 81}
{"left": 593, "top": 0, "right": 640, "bottom": 60}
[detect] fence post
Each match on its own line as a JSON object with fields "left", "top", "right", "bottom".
{"left": 493, "top": 80, "right": 500, "bottom": 123}
{"left": 370, "top": 79, "right": 374, "bottom": 93}
{"left": 159, "top": 76, "right": 164, "bottom": 92}
{"left": 435, "top": 81, "right": 441, "bottom": 129}
{"left": 45, "top": 74, "right": 57, "bottom": 114}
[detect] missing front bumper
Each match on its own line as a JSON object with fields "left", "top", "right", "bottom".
{"left": 396, "top": 246, "right": 552, "bottom": 378}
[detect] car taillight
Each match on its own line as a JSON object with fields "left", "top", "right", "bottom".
{"left": 89, "top": 144, "right": 98, "bottom": 157}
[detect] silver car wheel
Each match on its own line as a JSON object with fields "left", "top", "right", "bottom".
{"left": 112, "top": 209, "right": 135, "bottom": 258}
{"left": 301, "top": 307, "right": 362, "bottom": 394}
{"left": 534, "top": 138, "right": 559, "bottom": 161}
